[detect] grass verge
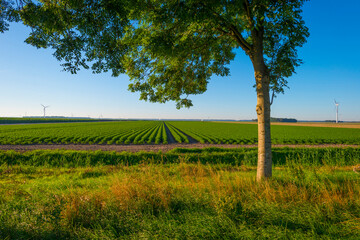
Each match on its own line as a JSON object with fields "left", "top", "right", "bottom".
{"left": 1, "top": 148, "right": 359, "bottom": 239}
{"left": 1, "top": 147, "right": 360, "bottom": 167}
{"left": 1, "top": 162, "right": 359, "bottom": 239}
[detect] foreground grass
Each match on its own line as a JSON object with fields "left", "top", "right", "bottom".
{"left": 1, "top": 162, "right": 359, "bottom": 239}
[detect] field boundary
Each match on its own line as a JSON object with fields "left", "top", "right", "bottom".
{"left": 0, "top": 143, "right": 359, "bottom": 152}
{"left": 216, "top": 121, "right": 360, "bottom": 129}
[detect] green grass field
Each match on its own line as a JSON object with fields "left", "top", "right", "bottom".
{"left": 0, "top": 120, "right": 360, "bottom": 145}
{"left": 1, "top": 149, "right": 359, "bottom": 239}
{"left": 1, "top": 147, "right": 360, "bottom": 167}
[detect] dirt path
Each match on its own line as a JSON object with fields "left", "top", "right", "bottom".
{"left": 176, "top": 128, "right": 198, "bottom": 143}
{"left": 166, "top": 122, "right": 197, "bottom": 143}
{"left": 0, "top": 143, "right": 359, "bottom": 152}
{"left": 163, "top": 122, "right": 176, "bottom": 144}
{"left": 163, "top": 122, "right": 197, "bottom": 143}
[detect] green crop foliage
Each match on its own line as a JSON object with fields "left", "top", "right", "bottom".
{"left": 0, "top": 121, "right": 360, "bottom": 145}
{"left": 0, "top": 121, "right": 170, "bottom": 145}
{"left": 167, "top": 124, "right": 182, "bottom": 143}
{"left": 154, "top": 124, "right": 164, "bottom": 144}
{"left": 161, "top": 122, "right": 168, "bottom": 144}
{"left": 168, "top": 121, "right": 360, "bottom": 145}
{"left": 146, "top": 124, "right": 161, "bottom": 144}
{"left": 166, "top": 122, "right": 190, "bottom": 143}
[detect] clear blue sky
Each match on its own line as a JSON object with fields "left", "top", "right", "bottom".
{"left": 1, "top": 1, "right": 359, "bottom": 121}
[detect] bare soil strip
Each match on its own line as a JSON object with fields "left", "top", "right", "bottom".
{"left": 0, "top": 143, "right": 359, "bottom": 152}
{"left": 163, "top": 122, "right": 176, "bottom": 144}
{"left": 167, "top": 123, "right": 198, "bottom": 143}
{"left": 177, "top": 128, "right": 198, "bottom": 143}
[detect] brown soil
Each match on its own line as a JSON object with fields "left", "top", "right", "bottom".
{"left": 166, "top": 123, "right": 197, "bottom": 143}
{"left": 163, "top": 122, "right": 176, "bottom": 144}
{"left": 0, "top": 143, "right": 359, "bottom": 153}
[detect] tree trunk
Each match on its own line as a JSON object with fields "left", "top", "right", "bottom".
{"left": 254, "top": 66, "right": 272, "bottom": 181}
{"left": 248, "top": 27, "right": 272, "bottom": 181}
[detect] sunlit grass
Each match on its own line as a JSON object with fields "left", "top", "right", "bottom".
{"left": 1, "top": 162, "right": 359, "bottom": 239}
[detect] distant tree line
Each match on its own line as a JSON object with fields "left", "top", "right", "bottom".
{"left": 252, "top": 118, "right": 297, "bottom": 123}
{"left": 0, "top": 118, "right": 115, "bottom": 124}
{"left": 271, "top": 118, "right": 297, "bottom": 123}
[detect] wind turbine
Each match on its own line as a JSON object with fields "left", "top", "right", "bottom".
{"left": 41, "top": 104, "right": 50, "bottom": 118}
{"left": 334, "top": 100, "right": 339, "bottom": 123}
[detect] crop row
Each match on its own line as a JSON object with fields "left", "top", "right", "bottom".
{"left": 0, "top": 121, "right": 170, "bottom": 145}
{"left": 168, "top": 121, "right": 360, "bottom": 145}
{"left": 168, "top": 121, "right": 257, "bottom": 144}
{"left": 1, "top": 121, "right": 360, "bottom": 145}
{"left": 166, "top": 123, "right": 189, "bottom": 143}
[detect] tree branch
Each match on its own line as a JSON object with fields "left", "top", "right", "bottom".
{"left": 199, "top": 3, "right": 252, "bottom": 53}
{"left": 228, "top": 24, "right": 251, "bottom": 53}
{"left": 244, "top": 0, "right": 254, "bottom": 29}
{"left": 270, "top": 89, "right": 275, "bottom": 105}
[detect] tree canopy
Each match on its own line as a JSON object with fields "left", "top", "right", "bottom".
{"left": 2, "top": 0, "right": 308, "bottom": 108}
{"left": 1, "top": 0, "right": 309, "bottom": 180}
{"left": 0, "top": 0, "right": 18, "bottom": 33}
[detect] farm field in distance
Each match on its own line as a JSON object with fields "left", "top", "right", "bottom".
{"left": 225, "top": 121, "right": 360, "bottom": 129}
{"left": 1, "top": 120, "right": 360, "bottom": 239}
{"left": 0, "top": 120, "right": 360, "bottom": 146}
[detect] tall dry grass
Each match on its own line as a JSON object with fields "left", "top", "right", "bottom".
{"left": 2, "top": 163, "right": 359, "bottom": 239}
{"left": 58, "top": 163, "right": 360, "bottom": 230}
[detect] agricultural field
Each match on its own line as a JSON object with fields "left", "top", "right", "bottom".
{"left": 0, "top": 120, "right": 360, "bottom": 146}
{"left": 0, "top": 121, "right": 169, "bottom": 145}
{"left": 167, "top": 121, "right": 360, "bottom": 144}
{"left": 1, "top": 122, "right": 360, "bottom": 239}
{"left": 1, "top": 121, "right": 359, "bottom": 238}
{"left": 1, "top": 148, "right": 360, "bottom": 239}
{"left": 231, "top": 121, "right": 360, "bottom": 129}
{"left": 168, "top": 121, "right": 360, "bottom": 145}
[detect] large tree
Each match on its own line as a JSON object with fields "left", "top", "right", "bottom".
{"left": 3, "top": 0, "right": 309, "bottom": 181}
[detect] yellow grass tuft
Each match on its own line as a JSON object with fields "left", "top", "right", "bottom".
{"left": 56, "top": 163, "right": 360, "bottom": 227}
{"left": 353, "top": 164, "right": 360, "bottom": 174}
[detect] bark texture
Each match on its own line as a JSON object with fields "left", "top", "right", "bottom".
{"left": 251, "top": 35, "right": 272, "bottom": 181}
{"left": 255, "top": 69, "right": 272, "bottom": 181}
{"left": 228, "top": 6, "right": 276, "bottom": 181}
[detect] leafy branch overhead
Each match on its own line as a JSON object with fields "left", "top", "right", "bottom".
{"left": 0, "top": 0, "right": 21, "bottom": 33}
{"left": 2, "top": 0, "right": 308, "bottom": 108}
